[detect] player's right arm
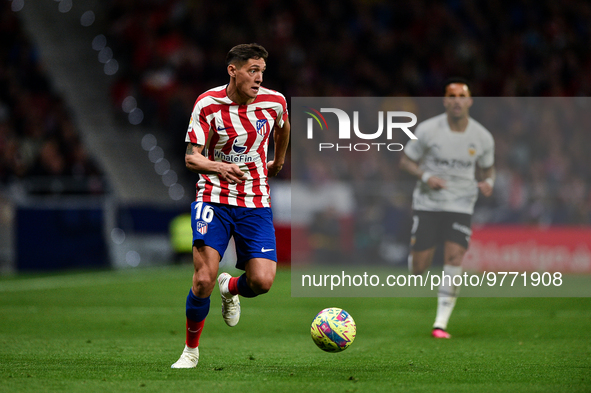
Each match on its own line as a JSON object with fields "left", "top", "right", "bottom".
{"left": 399, "top": 154, "right": 445, "bottom": 190}
{"left": 185, "top": 143, "right": 246, "bottom": 184}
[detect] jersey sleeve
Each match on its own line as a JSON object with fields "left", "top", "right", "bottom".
{"left": 477, "top": 131, "right": 495, "bottom": 168}
{"left": 185, "top": 101, "right": 210, "bottom": 145}
{"left": 276, "top": 94, "right": 288, "bottom": 128}
{"left": 403, "top": 122, "right": 427, "bottom": 161}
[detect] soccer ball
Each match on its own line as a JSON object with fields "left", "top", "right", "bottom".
{"left": 310, "top": 307, "right": 356, "bottom": 352}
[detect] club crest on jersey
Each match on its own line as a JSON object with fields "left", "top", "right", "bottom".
{"left": 468, "top": 143, "right": 476, "bottom": 156}
{"left": 196, "top": 221, "right": 208, "bottom": 235}
{"left": 256, "top": 119, "right": 269, "bottom": 136}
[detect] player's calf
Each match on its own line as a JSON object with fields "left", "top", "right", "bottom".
{"left": 246, "top": 272, "right": 274, "bottom": 294}
{"left": 244, "top": 257, "right": 276, "bottom": 295}
{"left": 408, "top": 250, "right": 434, "bottom": 275}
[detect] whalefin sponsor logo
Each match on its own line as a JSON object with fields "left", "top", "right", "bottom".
{"left": 214, "top": 149, "right": 256, "bottom": 163}
{"left": 232, "top": 138, "right": 247, "bottom": 154}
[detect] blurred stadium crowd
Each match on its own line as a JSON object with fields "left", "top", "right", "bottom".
{"left": 0, "top": 3, "right": 105, "bottom": 194}
{"left": 2, "top": 0, "right": 591, "bottom": 226}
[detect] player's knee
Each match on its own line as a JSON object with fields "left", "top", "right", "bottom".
{"left": 192, "top": 269, "right": 217, "bottom": 297}
{"left": 444, "top": 252, "right": 465, "bottom": 266}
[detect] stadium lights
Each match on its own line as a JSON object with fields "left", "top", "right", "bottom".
{"left": 57, "top": 0, "right": 72, "bottom": 13}
{"left": 141, "top": 134, "right": 185, "bottom": 201}
{"left": 80, "top": 11, "right": 95, "bottom": 26}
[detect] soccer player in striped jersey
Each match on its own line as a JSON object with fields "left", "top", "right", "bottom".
{"left": 400, "top": 78, "right": 495, "bottom": 339}
{"left": 172, "top": 43, "right": 290, "bottom": 368}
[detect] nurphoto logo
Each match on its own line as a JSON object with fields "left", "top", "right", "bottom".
{"left": 304, "top": 107, "right": 418, "bottom": 152}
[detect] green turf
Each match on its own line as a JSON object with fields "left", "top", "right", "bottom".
{"left": 1, "top": 266, "right": 590, "bottom": 392}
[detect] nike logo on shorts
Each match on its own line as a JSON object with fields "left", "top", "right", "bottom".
{"left": 261, "top": 247, "right": 274, "bottom": 252}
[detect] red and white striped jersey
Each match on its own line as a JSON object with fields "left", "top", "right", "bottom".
{"left": 185, "top": 85, "right": 288, "bottom": 208}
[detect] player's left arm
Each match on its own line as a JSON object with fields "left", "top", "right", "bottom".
{"left": 477, "top": 165, "right": 495, "bottom": 197}
{"left": 267, "top": 116, "right": 290, "bottom": 177}
{"left": 185, "top": 142, "right": 246, "bottom": 184}
{"left": 476, "top": 132, "right": 496, "bottom": 197}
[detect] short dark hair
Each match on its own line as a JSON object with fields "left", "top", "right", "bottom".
{"left": 226, "top": 43, "right": 268, "bottom": 66}
{"left": 443, "top": 77, "right": 471, "bottom": 94}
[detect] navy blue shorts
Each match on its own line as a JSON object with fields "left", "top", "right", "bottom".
{"left": 410, "top": 210, "right": 472, "bottom": 251}
{"left": 190, "top": 201, "right": 277, "bottom": 270}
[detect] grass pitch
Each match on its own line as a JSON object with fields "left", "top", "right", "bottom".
{"left": 0, "top": 265, "right": 590, "bottom": 392}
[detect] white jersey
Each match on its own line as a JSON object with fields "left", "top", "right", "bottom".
{"left": 404, "top": 113, "right": 495, "bottom": 214}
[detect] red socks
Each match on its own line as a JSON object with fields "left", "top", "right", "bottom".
{"left": 228, "top": 276, "right": 239, "bottom": 296}
{"left": 185, "top": 319, "right": 205, "bottom": 348}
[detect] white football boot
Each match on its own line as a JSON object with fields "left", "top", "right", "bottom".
{"left": 218, "top": 272, "right": 241, "bottom": 327}
{"left": 171, "top": 345, "right": 199, "bottom": 368}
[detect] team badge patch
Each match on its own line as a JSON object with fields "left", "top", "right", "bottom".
{"left": 256, "top": 119, "right": 269, "bottom": 136}
{"left": 196, "top": 221, "right": 208, "bottom": 235}
{"left": 187, "top": 115, "right": 194, "bottom": 131}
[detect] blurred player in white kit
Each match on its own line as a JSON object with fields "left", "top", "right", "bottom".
{"left": 400, "top": 78, "right": 495, "bottom": 338}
